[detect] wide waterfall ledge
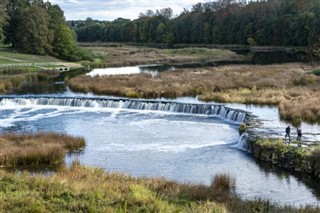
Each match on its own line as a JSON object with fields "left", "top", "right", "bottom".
{"left": 0, "top": 95, "right": 248, "bottom": 124}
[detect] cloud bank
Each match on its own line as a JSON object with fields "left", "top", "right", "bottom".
{"left": 48, "top": 0, "right": 210, "bottom": 20}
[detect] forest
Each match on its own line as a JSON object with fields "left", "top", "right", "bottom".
{"left": 71, "top": 0, "right": 320, "bottom": 48}
{"left": 1, "top": 0, "right": 320, "bottom": 60}
{"left": 0, "top": 0, "right": 91, "bottom": 61}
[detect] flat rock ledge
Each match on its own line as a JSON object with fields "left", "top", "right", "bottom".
{"left": 245, "top": 128, "right": 320, "bottom": 180}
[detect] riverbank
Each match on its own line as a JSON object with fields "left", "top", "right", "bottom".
{"left": 0, "top": 48, "right": 85, "bottom": 94}
{"left": 1, "top": 161, "right": 319, "bottom": 212}
{"left": 245, "top": 134, "right": 320, "bottom": 178}
{"left": 0, "top": 70, "right": 61, "bottom": 93}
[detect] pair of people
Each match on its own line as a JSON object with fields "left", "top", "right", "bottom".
{"left": 285, "top": 126, "right": 302, "bottom": 141}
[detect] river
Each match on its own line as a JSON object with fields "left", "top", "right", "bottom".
{"left": 1, "top": 65, "right": 320, "bottom": 206}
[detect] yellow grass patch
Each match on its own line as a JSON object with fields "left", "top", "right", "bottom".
{"left": 0, "top": 133, "right": 85, "bottom": 167}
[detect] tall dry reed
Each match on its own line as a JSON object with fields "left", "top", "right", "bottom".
{"left": 0, "top": 133, "right": 85, "bottom": 167}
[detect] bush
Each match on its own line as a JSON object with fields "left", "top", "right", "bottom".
{"left": 239, "top": 122, "right": 247, "bottom": 134}
{"left": 311, "top": 69, "right": 320, "bottom": 76}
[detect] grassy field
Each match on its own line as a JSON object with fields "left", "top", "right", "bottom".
{"left": 0, "top": 133, "right": 85, "bottom": 167}
{"left": 68, "top": 63, "right": 320, "bottom": 124}
{"left": 0, "top": 49, "right": 63, "bottom": 64}
{"left": 0, "top": 162, "right": 319, "bottom": 212}
{"left": 0, "top": 49, "right": 83, "bottom": 69}
{"left": 81, "top": 45, "right": 244, "bottom": 68}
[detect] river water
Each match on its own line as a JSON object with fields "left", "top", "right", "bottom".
{"left": 1, "top": 65, "right": 320, "bottom": 206}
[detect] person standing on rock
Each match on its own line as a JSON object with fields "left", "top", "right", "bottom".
{"left": 297, "top": 128, "right": 302, "bottom": 141}
{"left": 285, "top": 126, "right": 291, "bottom": 141}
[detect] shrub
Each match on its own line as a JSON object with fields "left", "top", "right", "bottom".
{"left": 311, "top": 69, "right": 320, "bottom": 76}
{"left": 210, "top": 174, "right": 235, "bottom": 198}
{"left": 239, "top": 122, "right": 247, "bottom": 134}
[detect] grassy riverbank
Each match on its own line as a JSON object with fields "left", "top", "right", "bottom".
{"left": 0, "top": 48, "right": 83, "bottom": 94}
{"left": 0, "top": 71, "right": 59, "bottom": 93}
{"left": 0, "top": 49, "right": 62, "bottom": 65}
{"left": 80, "top": 45, "right": 244, "bottom": 68}
{"left": 0, "top": 162, "right": 319, "bottom": 212}
{"left": 250, "top": 138, "right": 320, "bottom": 178}
{"left": 69, "top": 63, "right": 320, "bottom": 124}
{"left": 0, "top": 133, "right": 85, "bottom": 167}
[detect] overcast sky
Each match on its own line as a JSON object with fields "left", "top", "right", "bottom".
{"left": 48, "top": 0, "right": 211, "bottom": 21}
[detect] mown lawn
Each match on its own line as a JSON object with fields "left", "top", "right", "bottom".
{"left": 0, "top": 49, "right": 63, "bottom": 64}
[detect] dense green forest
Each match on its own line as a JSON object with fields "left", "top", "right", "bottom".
{"left": 71, "top": 0, "right": 320, "bottom": 48}
{"left": 1, "top": 0, "right": 320, "bottom": 61}
{"left": 0, "top": 0, "right": 91, "bottom": 61}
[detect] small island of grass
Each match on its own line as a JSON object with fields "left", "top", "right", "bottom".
{"left": 0, "top": 133, "right": 85, "bottom": 167}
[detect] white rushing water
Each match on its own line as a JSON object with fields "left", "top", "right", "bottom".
{"left": 0, "top": 96, "right": 247, "bottom": 124}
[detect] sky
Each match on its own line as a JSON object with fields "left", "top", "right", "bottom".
{"left": 48, "top": 0, "right": 211, "bottom": 21}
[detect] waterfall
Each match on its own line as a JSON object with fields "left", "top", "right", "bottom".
{"left": 237, "top": 132, "right": 249, "bottom": 151}
{"left": 0, "top": 96, "right": 247, "bottom": 123}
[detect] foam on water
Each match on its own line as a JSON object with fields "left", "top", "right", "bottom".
{"left": 0, "top": 96, "right": 248, "bottom": 124}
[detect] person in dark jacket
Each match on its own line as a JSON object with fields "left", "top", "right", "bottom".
{"left": 297, "top": 128, "right": 302, "bottom": 141}
{"left": 285, "top": 126, "right": 291, "bottom": 141}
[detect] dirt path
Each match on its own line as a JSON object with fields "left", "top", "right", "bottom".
{"left": 0, "top": 56, "right": 27, "bottom": 63}
{"left": 59, "top": 62, "right": 83, "bottom": 68}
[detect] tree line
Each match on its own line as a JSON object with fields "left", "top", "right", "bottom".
{"left": 71, "top": 0, "right": 320, "bottom": 48}
{"left": 0, "top": 0, "right": 91, "bottom": 61}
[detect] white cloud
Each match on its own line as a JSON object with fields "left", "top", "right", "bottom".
{"left": 47, "top": 0, "right": 212, "bottom": 20}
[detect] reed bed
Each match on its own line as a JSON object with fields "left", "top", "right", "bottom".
{"left": 0, "top": 71, "right": 56, "bottom": 93}
{"left": 0, "top": 162, "right": 318, "bottom": 212}
{"left": 83, "top": 45, "right": 242, "bottom": 67}
{"left": 0, "top": 133, "right": 85, "bottom": 167}
{"left": 69, "top": 63, "right": 320, "bottom": 123}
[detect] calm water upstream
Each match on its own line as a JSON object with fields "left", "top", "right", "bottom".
{"left": 87, "top": 64, "right": 175, "bottom": 77}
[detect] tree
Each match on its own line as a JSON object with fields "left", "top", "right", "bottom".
{"left": 156, "top": 23, "right": 166, "bottom": 43}
{"left": 47, "top": 3, "right": 65, "bottom": 30}
{"left": 0, "top": 0, "right": 8, "bottom": 42}
{"left": 46, "top": 2, "right": 78, "bottom": 59}
{"left": 52, "top": 24, "right": 76, "bottom": 59}
{"left": 17, "top": 5, "right": 53, "bottom": 54}
{"left": 4, "top": 0, "right": 30, "bottom": 47}
{"left": 139, "top": 9, "right": 155, "bottom": 18}
{"left": 156, "top": 8, "right": 173, "bottom": 20}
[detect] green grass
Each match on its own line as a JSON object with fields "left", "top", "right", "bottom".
{"left": 0, "top": 49, "right": 63, "bottom": 64}
{"left": 252, "top": 138, "right": 320, "bottom": 177}
{"left": 0, "top": 163, "right": 227, "bottom": 212}
{"left": 165, "top": 47, "right": 234, "bottom": 56}
{"left": 83, "top": 45, "right": 243, "bottom": 67}
{"left": 311, "top": 69, "right": 320, "bottom": 76}
{"left": 0, "top": 58, "right": 17, "bottom": 64}
{"left": 0, "top": 162, "right": 319, "bottom": 212}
